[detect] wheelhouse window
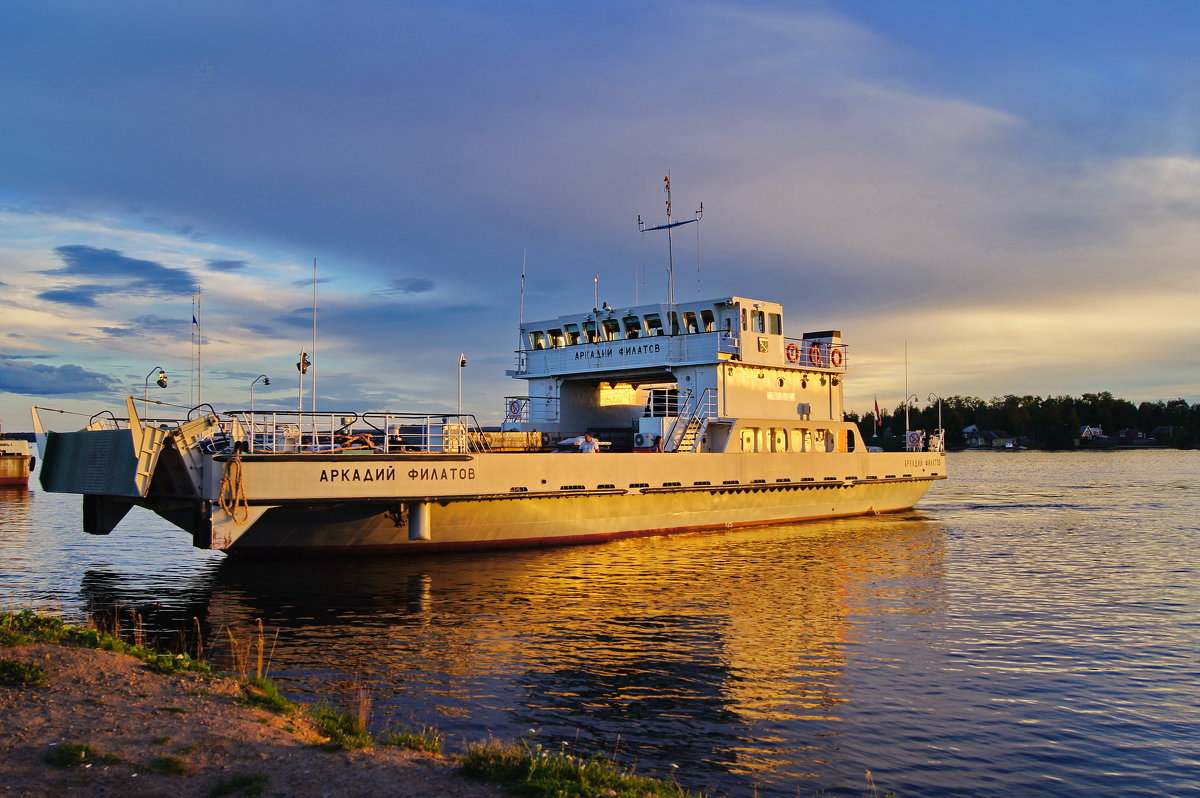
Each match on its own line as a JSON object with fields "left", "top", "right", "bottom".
{"left": 668, "top": 311, "right": 680, "bottom": 335}
{"left": 683, "top": 311, "right": 699, "bottom": 333}
{"left": 602, "top": 318, "right": 621, "bottom": 340}
{"left": 548, "top": 328, "right": 565, "bottom": 348}
{"left": 769, "top": 313, "right": 782, "bottom": 335}
{"left": 529, "top": 331, "right": 546, "bottom": 350}
{"left": 701, "top": 309, "right": 716, "bottom": 332}
{"left": 564, "top": 323, "right": 581, "bottom": 345}
{"left": 583, "top": 320, "right": 600, "bottom": 343}
{"left": 644, "top": 313, "right": 663, "bottom": 336}
{"left": 623, "top": 315, "right": 643, "bottom": 338}
{"left": 751, "top": 310, "right": 765, "bottom": 333}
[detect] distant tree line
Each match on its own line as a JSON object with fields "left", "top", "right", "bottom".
{"left": 848, "top": 392, "right": 1200, "bottom": 449}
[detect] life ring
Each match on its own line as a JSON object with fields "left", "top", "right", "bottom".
{"left": 830, "top": 348, "right": 843, "bottom": 368}
{"left": 507, "top": 399, "right": 521, "bottom": 417}
{"left": 808, "top": 344, "right": 822, "bottom": 366}
{"left": 785, "top": 343, "right": 800, "bottom": 363}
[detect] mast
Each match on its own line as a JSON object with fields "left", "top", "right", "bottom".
{"left": 195, "top": 288, "right": 203, "bottom": 405}
{"left": 311, "top": 258, "right": 317, "bottom": 415}
{"left": 638, "top": 173, "right": 702, "bottom": 306}
{"left": 518, "top": 250, "right": 526, "bottom": 352}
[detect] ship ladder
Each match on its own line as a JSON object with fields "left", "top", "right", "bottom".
{"left": 674, "top": 417, "right": 709, "bottom": 453}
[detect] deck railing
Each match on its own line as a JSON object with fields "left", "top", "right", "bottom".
{"left": 501, "top": 395, "right": 560, "bottom": 425}
{"left": 226, "top": 410, "right": 491, "bottom": 454}
{"left": 37, "top": 401, "right": 493, "bottom": 457}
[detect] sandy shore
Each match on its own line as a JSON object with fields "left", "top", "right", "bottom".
{"left": 0, "top": 642, "right": 506, "bottom": 797}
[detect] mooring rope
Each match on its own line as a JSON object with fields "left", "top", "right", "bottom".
{"left": 218, "top": 453, "right": 250, "bottom": 525}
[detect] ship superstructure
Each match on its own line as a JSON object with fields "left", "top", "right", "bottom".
{"left": 507, "top": 296, "right": 858, "bottom": 457}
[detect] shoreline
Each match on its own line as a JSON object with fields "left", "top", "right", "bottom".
{"left": 1, "top": 611, "right": 702, "bottom": 798}
{"left": 0, "top": 638, "right": 505, "bottom": 798}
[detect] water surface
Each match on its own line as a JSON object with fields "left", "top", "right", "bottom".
{"left": 2, "top": 450, "right": 1198, "bottom": 796}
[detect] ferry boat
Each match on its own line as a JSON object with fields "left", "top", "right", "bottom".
{"left": 33, "top": 294, "right": 944, "bottom": 554}
{"left": 0, "top": 423, "right": 35, "bottom": 487}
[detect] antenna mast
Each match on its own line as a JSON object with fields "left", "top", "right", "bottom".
{"left": 638, "top": 173, "right": 702, "bottom": 305}
{"left": 193, "top": 288, "right": 203, "bottom": 405}
{"left": 311, "top": 258, "right": 318, "bottom": 415}
{"left": 518, "top": 250, "right": 527, "bottom": 353}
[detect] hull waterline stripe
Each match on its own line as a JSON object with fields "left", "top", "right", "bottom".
{"left": 233, "top": 476, "right": 944, "bottom": 506}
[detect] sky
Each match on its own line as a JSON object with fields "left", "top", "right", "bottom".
{"left": 3, "top": 0, "right": 1199, "bottom": 431}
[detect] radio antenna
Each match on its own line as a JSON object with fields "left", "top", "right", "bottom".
{"left": 638, "top": 173, "right": 702, "bottom": 305}
{"left": 518, "top": 249, "right": 527, "bottom": 352}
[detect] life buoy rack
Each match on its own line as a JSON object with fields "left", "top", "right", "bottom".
{"left": 808, "top": 344, "right": 822, "bottom": 366}
{"left": 507, "top": 399, "right": 522, "bottom": 418}
{"left": 785, "top": 343, "right": 800, "bottom": 363}
{"left": 830, "top": 348, "right": 843, "bottom": 368}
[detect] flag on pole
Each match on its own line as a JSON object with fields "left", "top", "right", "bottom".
{"left": 874, "top": 396, "right": 881, "bottom": 429}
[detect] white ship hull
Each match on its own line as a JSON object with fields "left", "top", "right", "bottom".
{"left": 217, "top": 458, "right": 940, "bottom": 553}
{"left": 203, "top": 448, "right": 943, "bottom": 552}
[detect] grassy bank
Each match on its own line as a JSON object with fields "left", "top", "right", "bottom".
{"left": 2, "top": 609, "right": 702, "bottom": 797}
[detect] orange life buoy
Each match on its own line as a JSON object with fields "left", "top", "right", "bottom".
{"left": 808, "top": 344, "right": 822, "bottom": 366}
{"left": 830, "top": 348, "right": 843, "bottom": 368}
{"left": 785, "top": 343, "right": 800, "bottom": 363}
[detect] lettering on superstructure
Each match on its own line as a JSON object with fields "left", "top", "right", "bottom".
{"left": 574, "top": 343, "right": 662, "bottom": 361}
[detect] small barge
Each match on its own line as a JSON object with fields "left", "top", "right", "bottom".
{"left": 0, "top": 423, "right": 34, "bottom": 487}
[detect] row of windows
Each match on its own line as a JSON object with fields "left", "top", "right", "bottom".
{"left": 740, "top": 427, "right": 854, "bottom": 453}
{"left": 528, "top": 307, "right": 783, "bottom": 350}
{"left": 745, "top": 308, "right": 783, "bottom": 335}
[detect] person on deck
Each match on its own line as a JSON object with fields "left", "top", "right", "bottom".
{"left": 579, "top": 432, "right": 600, "bottom": 453}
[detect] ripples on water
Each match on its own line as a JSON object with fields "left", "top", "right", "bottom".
{"left": 2, "top": 451, "right": 1198, "bottom": 796}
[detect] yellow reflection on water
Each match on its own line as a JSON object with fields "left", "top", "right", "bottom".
{"left": 198, "top": 513, "right": 945, "bottom": 777}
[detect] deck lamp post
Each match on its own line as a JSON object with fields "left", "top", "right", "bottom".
{"left": 905, "top": 393, "right": 918, "bottom": 451}
{"left": 250, "top": 375, "right": 270, "bottom": 451}
{"left": 458, "top": 354, "right": 466, "bottom": 416}
{"left": 928, "top": 392, "right": 943, "bottom": 431}
{"left": 143, "top": 366, "right": 168, "bottom": 422}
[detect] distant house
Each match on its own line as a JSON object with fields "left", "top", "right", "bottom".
{"left": 1117, "top": 428, "right": 1146, "bottom": 442}
{"left": 1151, "top": 425, "right": 1180, "bottom": 441}
{"left": 963, "top": 425, "right": 1015, "bottom": 448}
{"left": 1079, "top": 425, "right": 1105, "bottom": 441}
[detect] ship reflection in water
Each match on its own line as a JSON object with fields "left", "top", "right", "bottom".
{"left": 77, "top": 514, "right": 945, "bottom": 795}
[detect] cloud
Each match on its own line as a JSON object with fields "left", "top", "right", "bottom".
{"left": 36, "top": 285, "right": 108, "bottom": 307}
{"left": 93, "top": 314, "right": 190, "bottom": 340}
{"left": 291, "top": 276, "right": 333, "bottom": 287}
{"left": 374, "top": 277, "right": 436, "bottom": 296}
{"left": 234, "top": 321, "right": 275, "bottom": 336}
{"left": 0, "top": 359, "right": 115, "bottom": 395}
{"left": 94, "top": 326, "right": 140, "bottom": 338}
{"left": 36, "top": 245, "right": 196, "bottom": 306}
{"left": 207, "top": 259, "right": 247, "bottom": 272}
